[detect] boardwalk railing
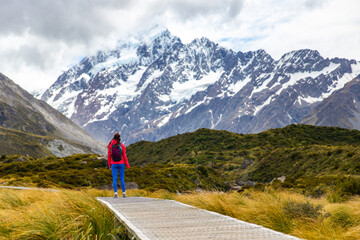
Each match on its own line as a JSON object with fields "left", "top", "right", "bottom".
{"left": 97, "top": 196, "right": 302, "bottom": 240}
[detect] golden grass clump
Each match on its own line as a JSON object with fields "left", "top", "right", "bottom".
{"left": 132, "top": 188, "right": 360, "bottom": 240}
{"left": 2, "top": 187, "right": 360, "bottom": 240}
{"left": 0, "top": 188, "right": 126, "bottom": 240}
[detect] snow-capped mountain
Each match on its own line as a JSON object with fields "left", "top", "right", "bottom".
{"left": 302, "top": 76, "right": 360, "bottom": 129}
{"left": 41, "top": 26, "right": 360, "bottom": 144}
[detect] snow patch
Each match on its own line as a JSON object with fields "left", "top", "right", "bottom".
{"left": 297, "top": 95, "right": 322, "bottom": 105}
{"left": 278, "top": 62, "right": 340, "bottom": 95}
{"left": 185, "top": 100, "right": 205, "bottom": 114}
{"left": 169, "top": 70, "right": 223, "bottom": 103}
{"left": 138, "top": 69, "right": 163, "bottom": 93}
{"left": 209, "top": 110, "right": 222, "bottom": 129}
{"left": 76, "top": 73, "right": 90, "bottom": 82}
{"left": 251, "top": 73, "right": 273, "bottom": 95}
{"left": 158, "top": 94, "right": 170, "bottom": 102}
{"left": 157, "top": 114, "right": 171, "bottom": 127}
{"left": 89, "top": 46, "right": 138, "bottom": 76}
{"left": 298, "top": 62, "right": 360, "bottom": 104}
{"left": 228, "top": 76, "right": 251, "bottom": 96}
{"left": 51, "top": 88, "right": 82, "bottom": 118}
{"left": 253, "top": 96, "right": 273, "bottom": 115}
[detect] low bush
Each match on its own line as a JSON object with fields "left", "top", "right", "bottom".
{"left": 282, "top": 201, "right": 324, "bottom": 220}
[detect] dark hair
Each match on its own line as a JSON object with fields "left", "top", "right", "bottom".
{"left": 108, "top": 132, "right": 121, "bottom": 148}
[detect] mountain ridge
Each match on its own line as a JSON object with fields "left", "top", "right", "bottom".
{"left": 302, "top": 75, "right": 360, "bottom": 128}
{"left": 41, "top": 26, "right": 360, "bottom": 144}
{"left": 0, "top": 72, "right": 105, "bottom": 157}
{"left": 125, "top": 124, "right": 360, "bottom": 185}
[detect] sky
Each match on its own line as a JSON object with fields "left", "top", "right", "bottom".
{"left": 0, "top": 0, "right": 359, "bottom": 93}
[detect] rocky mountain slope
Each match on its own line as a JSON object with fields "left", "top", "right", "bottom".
{"left": 0, "top": 73, "right": 105, "bottom": 157}
{"left": 41, "top": 26, "right": 360, "bottom": 144}
{"left": 302, "top": 76, "right": 360, "bottom": 128}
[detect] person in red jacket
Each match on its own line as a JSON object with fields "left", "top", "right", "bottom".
{"left": 108, "top": 132, "right": 130, "bottom": 198}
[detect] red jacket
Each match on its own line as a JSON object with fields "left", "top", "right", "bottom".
{"left": 108, "top": 139, "right": 130, "bottom": 168}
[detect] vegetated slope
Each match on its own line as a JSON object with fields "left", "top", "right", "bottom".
{"left": 0, "top": 73, "right": 105, "bottom": 157}
{"left": 0, "top": 154, "right": 225, "bottom": 192}
{"left": 0, "top": 127, "right": 92, "bottom": 157}
{"left": 2, "top": 124, "right": 360, "bottom": 195}
{"left": 126, "top": 124, "right": 360, "bottom": 182}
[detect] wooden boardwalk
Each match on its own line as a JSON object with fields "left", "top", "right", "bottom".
{"left": 0, "top": 185, "right": 58, "bottom": 192}
{"left": 97, "top": 197, "right": 302, "bottom": 240}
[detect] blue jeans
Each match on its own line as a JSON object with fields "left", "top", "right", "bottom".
{"left": 111, "top": 164, "right": 125, "bottom": 193}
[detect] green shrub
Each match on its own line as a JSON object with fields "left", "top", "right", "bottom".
{"left": 282, "top": 201, "right": 324, "bottom": 219}
{"left": 326, "top": 190, "right": 347, "bottom": 203}
{"left": 254, "top": 183, "right": 265, "bottom": 191}
{"left": 338, "top": 177, "right": 360, "bottom": 195}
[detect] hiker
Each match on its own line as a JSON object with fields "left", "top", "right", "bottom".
{"left": 108, "top": 132, "right": 130, "bottom": 198}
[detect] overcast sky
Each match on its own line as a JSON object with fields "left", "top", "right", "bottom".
{"left": 1, "top": 0, "right": 359, "bottom": 93}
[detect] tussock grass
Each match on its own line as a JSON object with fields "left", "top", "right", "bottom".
{"left": 2, "top": 187, "right": 360, "bottom": 239}
{"left": 131, "top": 189, "right": 360, "bottom": 240}
{"left": 0, "top": 188, "right": 127, "bottom": 240}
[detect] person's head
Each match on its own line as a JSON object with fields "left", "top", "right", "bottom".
{"left": 108, "top": 132, "right": 121, "bottom": 148}
{"left": 113, "top": 132, "right": 121, "bottom": 142}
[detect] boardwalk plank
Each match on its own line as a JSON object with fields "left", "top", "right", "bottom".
{"left": 97, "top": 197, "right": 302, "bottom": 240}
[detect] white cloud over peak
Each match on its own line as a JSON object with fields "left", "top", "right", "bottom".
{"left": 0, "top": 0, "right": 358, "bottom": 92}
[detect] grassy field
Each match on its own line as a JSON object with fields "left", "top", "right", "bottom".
{"left": 0, "top": 188, "right": 128, "bottom": 240}
{"left": 1, "top": 188, "right": 360, "bottom": 240}
{"left": 2, "top": 125, "right": 360, "bottom": 239}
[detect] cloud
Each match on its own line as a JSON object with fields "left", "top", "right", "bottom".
{"left": 0, "top": 0, "right": 244, "bottom": 45}
{"left": 241, "top": 0, "right": 360, "bottom": 60}
{"left": 0, "top": 0, "right": 131, "bottom": 44}
{"left": 304, "top": 0, "right": 328, "bottom": 9}
{"left": 0, "top": 0, "right": 359, "bottom": 92}
{"left": 0, "top": 0, "right": 246, "bottom": 92}
{"left": 161, "top": 0, "right": 243, "bottom": 21}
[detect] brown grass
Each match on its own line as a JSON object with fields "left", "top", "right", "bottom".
{"left": 1, "top": 187, "right": 360, "bottom": 239}
{"left": 128, "top": 188, "right": 360, "bottom": 240}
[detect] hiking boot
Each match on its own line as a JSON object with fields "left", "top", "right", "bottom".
{"left": 114, "top": 193, "right": 118, "bottom": 198}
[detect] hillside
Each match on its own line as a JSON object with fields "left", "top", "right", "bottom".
{"left": 126, "top": 124, "right": 360, "bottom": 183}
{"left": 0, "top": 127, "right": 96, "bottom": 158}
{"left": 0, "top": 154, "right": 225, "bottom": 192}
{"left": 1, "top": 124, "right": 360, "bottom": 197}
{"left": 0, "top": 73, "right": 105, "bottom": 157}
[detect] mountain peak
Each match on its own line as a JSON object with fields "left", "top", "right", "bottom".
{"left": 279, "top": 49, "right": 322, "bottom": 62}
{"left": 127, "top": 25, "right": 171, "bottom": 45}
{"left": 145, "top": 25, "right": 169, "bottom": 38}
{"left": 189, "top": 37, "right": 217, "bottom": 50}
{"left": 41, "top": 27, "right": 360, "bottom": 145}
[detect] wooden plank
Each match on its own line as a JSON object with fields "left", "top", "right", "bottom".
{"left": 97, "top": 197, "right": 302, "bottom": 240}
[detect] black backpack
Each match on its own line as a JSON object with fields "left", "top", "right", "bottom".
{"left": 111, "top": 143, "right": 123, "bottom": 162}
